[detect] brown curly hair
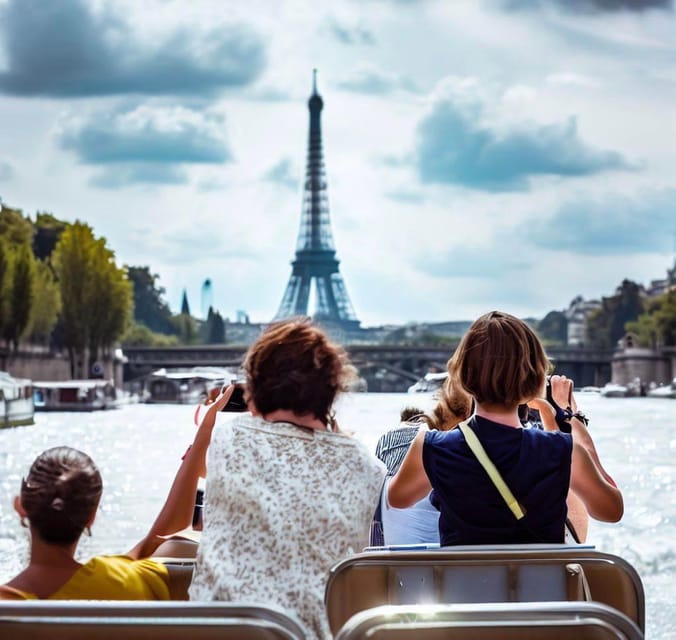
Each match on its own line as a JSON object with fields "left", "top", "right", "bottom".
{"left": 21, "top": 446, "right": 103, "bottom": 545}
{"left": 243, "top": 318, "right": 351, "bottom": 427}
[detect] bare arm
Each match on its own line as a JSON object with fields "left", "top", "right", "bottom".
{"left": 127, "top": 385, "right": 234, "bottom": 559}
{"left": 570, "top": 440, "right": 623, "bottom": 522}
{"left": 387, "top": 428, "right": 432, "bottom": 508}
{"left": 569, "top": 416, "right": 618, "bottom": 487}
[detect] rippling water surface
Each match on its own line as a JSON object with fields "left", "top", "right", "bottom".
{"left": 0, "top": 393, "right": 674, "bottom": 637}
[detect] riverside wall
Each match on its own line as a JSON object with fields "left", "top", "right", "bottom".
{"left": 0, "top": 348, "right": 124, "bottom": 387}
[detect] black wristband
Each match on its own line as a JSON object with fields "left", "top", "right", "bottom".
{"left": 554, "top": 406, "right": 573, "bottom": 433}
{"left": 571, "top": 411, "right": 589, "bottom": 427}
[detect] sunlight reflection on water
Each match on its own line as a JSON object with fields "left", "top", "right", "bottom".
{"left": 0, "top": 393, "right": 673, "bottom": 637}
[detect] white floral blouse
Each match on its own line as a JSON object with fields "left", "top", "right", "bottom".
{"left": 189, "top": 413, "right": 386, "bottom": 640}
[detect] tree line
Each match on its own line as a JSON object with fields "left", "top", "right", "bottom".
{"left": 532, "top": 278, "right": 675, "bottom": 350}
{"left": 0, "top": 204, "right": 227, "bottom": 378}
{"left": 1, "top": 201, "right": 673, "bottom": 377}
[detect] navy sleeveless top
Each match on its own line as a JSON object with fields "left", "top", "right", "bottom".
{"left": 423, "top": 416, "right": 572, "bottom": 546}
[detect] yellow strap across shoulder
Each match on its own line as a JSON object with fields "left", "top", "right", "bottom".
{"left": 458, "top": 421, "right": 525, "bottom": 520}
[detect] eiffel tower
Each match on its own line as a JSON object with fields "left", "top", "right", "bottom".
{"left": 274, "top": 71, "right": 360, "bottom": 330}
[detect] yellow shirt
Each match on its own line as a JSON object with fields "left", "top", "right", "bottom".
{"left": 4, "top": 556, "right": 170, "bottom": 600}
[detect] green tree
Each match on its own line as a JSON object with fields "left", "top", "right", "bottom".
{"left": 126, "top": 266, "right": 176, "bottom": 335}
{"left": 27, "top": 260, "right": 61, "bottom": 345}
{"left": 172, "top": 313, "right": 196, "bottom": 345}
{"left": 627, "top": 290, "right": 676, "bottom": 348}
{"left": 180, "top": 289, "right": 191, "bottom": 315}
{"left": 86, "top": 239, "right": 132, "bottom": 373}
{"left": 586, "top": 279, "right": 645, "bottom": 349}
{"left": 52, "top": 222, "right": 132, "bottom": 378}
{"left": 204, "top": 307, "right": 226, "bottom": 344}
{"left": 33, "top": 212, "right": 67, "bottom": 261}
{"left": 537, "top": 310, "right": 568, "bottom": 347}
{"left": 0, "top": 205, "right": 34, "bottom": 246}
{"left": 121, "top": 322, "right": 179, "bottom": 347}
{"left": 2, "top": 244, "right": 36, "bottom": 351}
{"left": 0, "top": 240, "right": 9, "bottom": 338}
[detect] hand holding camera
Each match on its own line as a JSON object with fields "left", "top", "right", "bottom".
{"left": 545, "top": 375, "right": 588, "bottom": 433}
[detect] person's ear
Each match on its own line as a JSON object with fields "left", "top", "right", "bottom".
{"left": 13, "top": 495, "right": 27, "bottom": 518}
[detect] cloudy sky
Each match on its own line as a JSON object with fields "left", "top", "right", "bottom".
{"left": 1, "top": 0, "right": 675, "bottom": 327}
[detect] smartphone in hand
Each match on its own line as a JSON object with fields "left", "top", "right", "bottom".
{"left": 220, "top": 384, "right": 248, "bottom": 412}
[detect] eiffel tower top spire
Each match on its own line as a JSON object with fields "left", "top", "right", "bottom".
{"left": 273, "top": 72, "right": 359, "bottom": 330}
{"left": 295, "top": 70, "right": 332, "bottom": 253}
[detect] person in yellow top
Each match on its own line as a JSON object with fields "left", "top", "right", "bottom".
{"left": 0, "top": 446, "right": 171, "bottom": 600}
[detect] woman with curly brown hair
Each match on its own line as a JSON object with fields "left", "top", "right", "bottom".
{"left": 186, "top": 318, "right": 385, "bottom": 640}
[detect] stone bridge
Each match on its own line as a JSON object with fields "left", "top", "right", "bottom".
{"left": 123, "top": 344, "right": 612, "bottom": 392}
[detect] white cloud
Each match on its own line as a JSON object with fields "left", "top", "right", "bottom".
{"left": 0, "top": 0, "right": 674, "bottom": 325}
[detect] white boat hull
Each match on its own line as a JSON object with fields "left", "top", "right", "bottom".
{"left": 1, "top": 371, "right": 35, "bottom": 428}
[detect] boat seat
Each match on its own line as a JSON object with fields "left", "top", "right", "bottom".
{"left": 333, "top": 602, "right": 644, "bottom": 640}
{"left": 325, "top": 546, "right": 645, "bottom": 635}
{"left": 0, "top": 601, "right": 305, "bottom": 640}
{"left": 152, "top": 537, "right": 199, "bottom": 559}
{"left": 160, "top": 559, "right": 195, "bottom": 600}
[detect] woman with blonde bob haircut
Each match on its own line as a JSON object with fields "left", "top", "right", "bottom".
{"left": 389, "top": 310, "right": 622, "bottom": 546}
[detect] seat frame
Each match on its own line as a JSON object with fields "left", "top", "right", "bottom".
{"left": 334, "top": 601, "right": 644, "bottom": 640}
{"left": 325, "top": 546, "right": 645, "bottom": 635}
{"left": 0, "top": 601, "right": 305, "bottom": 640}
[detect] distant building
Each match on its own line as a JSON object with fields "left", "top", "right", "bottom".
{"left": 224, "top": 320, "right": 264, "bottom": 345}
{"left": 646, "top": 259, "right": 676, "bottom": 298}
{"left": 565, "top": 296, "right": 601, "bottom": 347}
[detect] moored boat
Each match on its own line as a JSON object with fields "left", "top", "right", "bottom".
{"left": 144, "top": 367, "right": 238, "bottom": 404}
{"left": 600, "top": 378, "right": 643, "bottom": 398}
{"left": 599, "top": 382, "right": 630, "bottom": 398}
{"left": 647, "top": 378, "right": 676, "bottom": 399}
{"left": 33, "top": 379, "right": 118, "bottom": 411}
{"left": 407, "top": 371, "right": 448, "bottom": 394}
{"left": 0, "top": 371, "right": 34, "bottom": 427}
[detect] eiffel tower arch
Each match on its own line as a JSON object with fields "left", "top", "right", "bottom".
{"left": 274, "top": 71, "right": 360, "bottom": 332}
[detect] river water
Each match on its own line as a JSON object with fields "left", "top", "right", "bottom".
{"left": 0, "top": 393, "right": 674, "bottom": 637}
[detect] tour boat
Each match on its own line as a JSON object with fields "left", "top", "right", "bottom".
{"left": 0, "top": 371, "right": 34, "bottom": 428}
{"left": 33, "top": 379, "right": 118, "bottom": 411}
{"left": 144, "top": 367, "right": 237, "bottom": 404}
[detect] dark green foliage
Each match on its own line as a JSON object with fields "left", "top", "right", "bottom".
{"left": 3, "top": 244, "right": 35, "bottom": 350}
{"left": 0, "top": 240, "right": 8, "bottom": 335}
{"left": 172, "top": 313, "right": 196, "bottom": 344}
{"left": 537, "top": 310, "right": 568, "bottom": 347}
{"left": 52, "top": 222, "right": 132, "bottom": 378}
{"left": 0, "top": 206, "right": 34, "bottom": 246}
{"left": 121, "top": 322, "right": 179, "bottom": 347}
{"left": 127, "top": 266, "right": 176, "bottom": 335}
{"left": 33, "top": 212, "right": 67, "bottom": 261}
{"left": 204, "top": 307, "right": 226, "bottom": 344}
{"left": 181, "top": 289, "right": 191, "bottom": 316}
{"left": 586, "top": 279, "right": 645, "bottom": 349}
{"left": 27, "top": 260, "right": 61, "bottom": 344}
{"left": 627, "top": 289, "right": 676, "bottom": 348}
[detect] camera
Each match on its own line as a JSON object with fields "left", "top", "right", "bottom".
{"left": 220, "top": 384, "right": 248, "bottom": 412}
